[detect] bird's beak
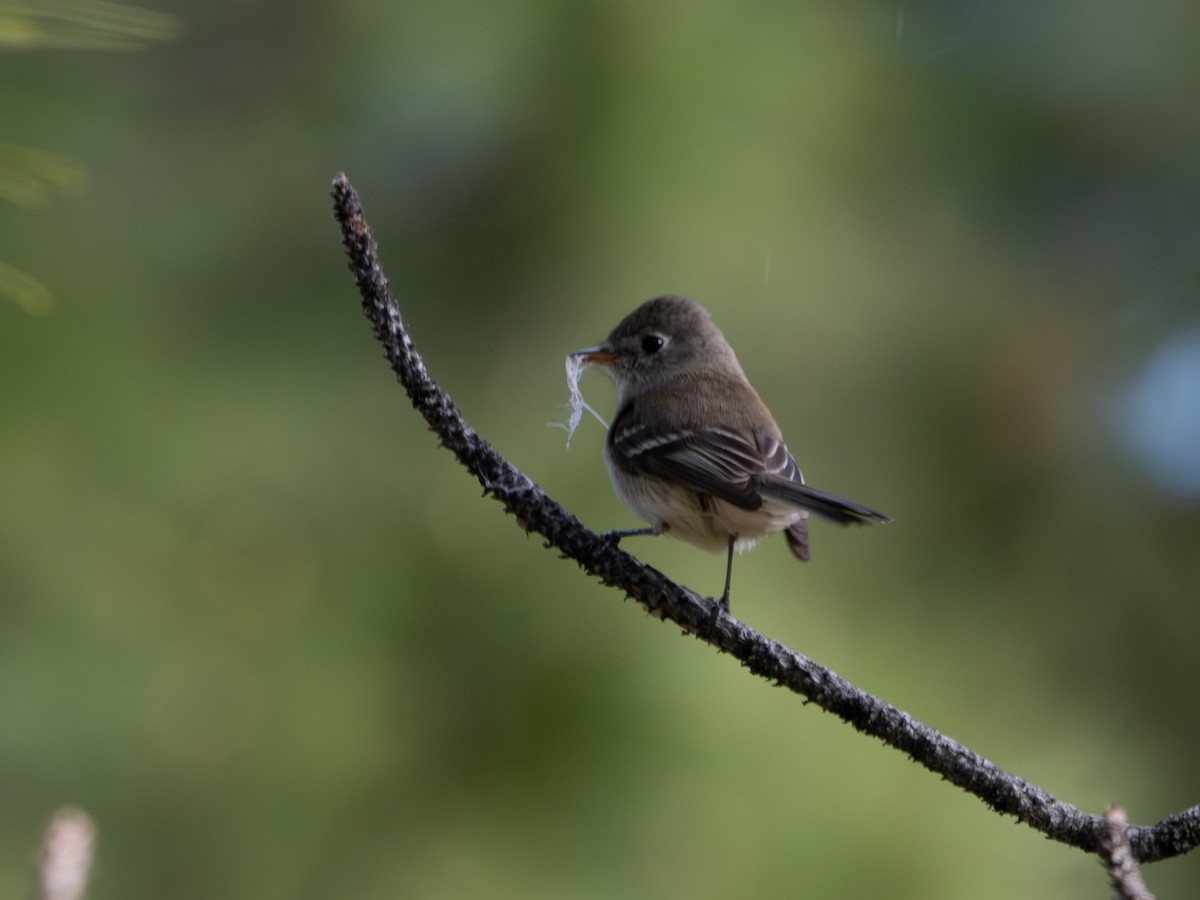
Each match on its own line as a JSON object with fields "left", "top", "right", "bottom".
{"left": 570, "top": 345, "right": 617, "bottom": 367}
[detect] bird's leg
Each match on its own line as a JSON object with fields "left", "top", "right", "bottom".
{"left": 600, "top": 524, "right": 666, "bottom": 543}
{"left": 719, "top": 533, "right": 735, "bottom": 611}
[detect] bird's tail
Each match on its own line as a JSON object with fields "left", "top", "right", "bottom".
{"left": 785, "top": 519, "right": 811, "bottom": 562}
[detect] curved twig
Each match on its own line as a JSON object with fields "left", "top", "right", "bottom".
{"left": 330, "top": 172, "right": 1199, "bottom": 875}
{"left": 1102, "top": 806, "right": 1156, "bottom": 900}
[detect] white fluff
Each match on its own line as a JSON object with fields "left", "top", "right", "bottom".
{"left": 554, "top": 353, "right": 607, "bottom": 447}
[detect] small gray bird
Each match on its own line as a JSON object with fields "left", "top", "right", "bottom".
{"left": 572, "top": 295, "right": 889, "bottom": 608}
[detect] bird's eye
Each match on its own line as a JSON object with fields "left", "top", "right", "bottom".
{"left": 641, "top": 334, "right": 666, "bottom": 355}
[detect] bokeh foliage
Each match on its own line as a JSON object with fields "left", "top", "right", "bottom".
{"left": 2, "top": 1, "right": 1199, "bottom": 897}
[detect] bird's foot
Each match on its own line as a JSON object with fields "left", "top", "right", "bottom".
{"left": 599, "top": 525, "right": 663, "bottom": 545}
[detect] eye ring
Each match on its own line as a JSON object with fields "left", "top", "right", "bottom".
{"left": 641, "top": 333, "right": 666, "bottom": 355}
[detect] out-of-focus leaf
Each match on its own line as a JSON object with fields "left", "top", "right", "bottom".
{"left": 0, "top": 258, "right": 55, "bottom": 315}
{"left": 0, "top": 0, "right": 180, "bottom": 50}
{"left": 0, "top": 143, "right": 86, "bottom": 207}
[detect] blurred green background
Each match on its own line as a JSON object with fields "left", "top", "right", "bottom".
{"left": 3, "top": 1, "right": 1200, "bottom": 897}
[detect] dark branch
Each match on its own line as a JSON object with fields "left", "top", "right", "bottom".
{"left": 330, "top": 172, "right": 1200, "bottom": 871}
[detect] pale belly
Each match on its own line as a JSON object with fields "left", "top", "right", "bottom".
{"left": 606, "top": 461, "right": 805, "bottom": 554}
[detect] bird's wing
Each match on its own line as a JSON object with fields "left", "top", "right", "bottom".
{"left": 610, "top": 405, "right": 891, "bottom": 525}
{"left": 761, "top": 477, "right": 892, "bottom": 524}
{"left": 754, "top": 429, "right": 890, "bottom": 525}
{"left": 608, "top": 417, "right": 769, "bottom": 511}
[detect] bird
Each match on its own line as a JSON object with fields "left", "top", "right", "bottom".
{"left": 570, "top": 294, "right": 889, "bottom": 608}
